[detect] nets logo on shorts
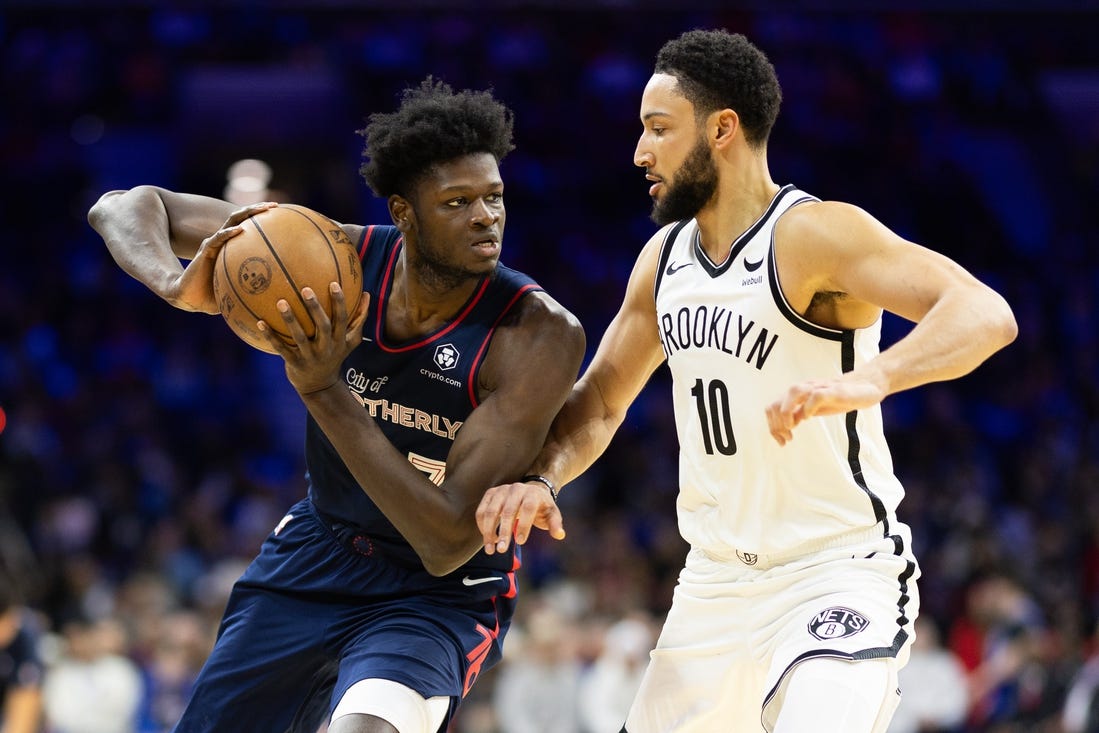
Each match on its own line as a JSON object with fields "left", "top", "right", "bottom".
{"left": 808, "top": 606, "right": 869, "bottom": 641}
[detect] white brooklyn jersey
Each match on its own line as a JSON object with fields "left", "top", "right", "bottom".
{"left": 654, "top": 184, "right": 906, "bottom": 559}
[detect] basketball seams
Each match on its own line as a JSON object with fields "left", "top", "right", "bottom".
{"left": 213, "top": 204, "right": 361, "bottom": 353}
{"left": 250, "top": 212, "right": 314, "bottom": 327}
{"left": 216, "top": 229, "right": 279, "bottom": 347}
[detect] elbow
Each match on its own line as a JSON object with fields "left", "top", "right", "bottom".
{"left": 87, "top": 189, "right": 125, "bottom": 230}
{"left": 87, "top": 186, "right": 158, "bottom": 231}
{"left": 417, "top": 535, "right": 481, "bottom": 578}
{"left": 420, "top": 549, "right": 472, "bottom": 578}
{"left": 991, "top": 294, "right": 1019, "bottom": 350}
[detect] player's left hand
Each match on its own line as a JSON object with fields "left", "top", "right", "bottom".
{"left": 259, "top": 283, "right": 370, "bottom": 395}
{"left": 476, "top": 479, "right": 565, "bottom": 555}
{"left": 766, "top": 374, "right": 887, "bottom": 445}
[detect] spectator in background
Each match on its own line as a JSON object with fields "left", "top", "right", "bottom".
{"left": 493, "top": 599, "right": 583, "bottom": 733}
{"left": 888, "top": 616, "right": 969, "bottom": 733}
{"left": 1063, "top": 623, "right": 1099, "bottom": 733}
{"left": 0, "top": 577, "right": 44, "bottom": 733}
{"left": 577, "top": 614, "right": 656, "bottom": 733}
{"left": 42, "top": 614, "right": 144, "bottom": 733}
{"left": 950, "top": 573, "right": 1046, "bottom": 728}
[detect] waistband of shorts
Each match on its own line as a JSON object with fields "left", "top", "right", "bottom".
{"left": 306, "top": 500, "right": 426, "bottom": 569}
{"left": 698, "top": 524, "right": 889, "bottom": 570}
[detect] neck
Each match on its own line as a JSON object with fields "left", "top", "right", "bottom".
{"left": 695, "top": 153, "right": 780, "bottom": 262}
{"left": 386, "top": 255, "right": 482, "bottom": 341}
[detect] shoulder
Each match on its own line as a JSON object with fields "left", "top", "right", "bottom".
{"left": 777, "top": 200, "right": 891, "bottom": 252}
{"left": 479, "top": 288, "right": 585, "bottom": 398}
{"left": 502, "top": 289, "right": 585, "bottom": 351}
{"left": 626, "top": 222, "right": 681, "bottom": 301}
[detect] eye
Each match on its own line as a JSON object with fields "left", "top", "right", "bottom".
{"left": 486, "top": 192, "right": 503, "bottom": 204}
{"left": 445, "top": 197, "right": 467, "bottom": 208}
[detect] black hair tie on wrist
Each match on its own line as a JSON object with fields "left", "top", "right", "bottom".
{"left": 521, "top": 474, "right": 558, "bottom": 504}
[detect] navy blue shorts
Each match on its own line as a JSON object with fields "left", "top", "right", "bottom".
{"left": 173, "top": 498, "right": 517, "bottom": 733}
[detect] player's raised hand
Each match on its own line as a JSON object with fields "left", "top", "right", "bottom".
{"left": 766, "top": 373, "right": 888, "bottom": 445}
{"left": 171, "top": 201, "right": 277, "bottom": 313}
{"left": 477, "top": 478, "right": 565, "bottom": 555}
{"left": 260, "top": 284, "right": 370, "bottom": 395}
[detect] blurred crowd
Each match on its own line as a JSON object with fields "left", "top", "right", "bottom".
{"left": 1, "top": 5, "right": 1097, "bottom": 732}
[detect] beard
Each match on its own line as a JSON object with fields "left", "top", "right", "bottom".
{"left": 411, "top": 235, "right": 496, "bottom": 292}
{"left": 651, "top": 136, "right": 719, "bottom": 226}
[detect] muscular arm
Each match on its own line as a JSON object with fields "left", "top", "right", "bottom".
{"left": 87, "top": 186, "right": 364, "bottom": 313}
{"left": 531, "top": 233, "right": 668, "bottom": 488}
{"left": 289, "top": 291, "right": 585, "bottom": 576}
{"left": 87, "top": 186, "right": 240, "bottom": 310}
{"left": 767, "top": 201, "right": 1018, "bottom": 443}
{"left": 477, "top": 230, "right": 669, "bottom": 552}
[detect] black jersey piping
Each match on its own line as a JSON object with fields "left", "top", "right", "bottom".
{"left": 693, "top": 184, "right": 797, "bottom": 278}
{"left": 842, "top": 334, "right": 890, "bottom": 529}
{"left": 652, "top": 220, "right": 691, "bottom": 300}
{"left": 764, "top": 196, "right": 842, "bottom": 340}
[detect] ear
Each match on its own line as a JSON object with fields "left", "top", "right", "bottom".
{"left": 389, "top": 196, "right": 412, "bottom": 232}
{"left": 712, "top": 109, "right": 740, "bottom": 150}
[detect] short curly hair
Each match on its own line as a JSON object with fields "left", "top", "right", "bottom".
{"left": 358, "top": 77, "right": 515, "bottom": 198}
{"left": 655, "top": 29, "right": 782, "bottom": 150}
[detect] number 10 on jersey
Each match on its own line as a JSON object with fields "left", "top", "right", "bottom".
{"left": 691, "top": 378, "right": 737, "bottom": 456}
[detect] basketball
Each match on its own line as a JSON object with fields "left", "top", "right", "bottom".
{"left": 212, "top": 205, "right": 363, "bottom": 354}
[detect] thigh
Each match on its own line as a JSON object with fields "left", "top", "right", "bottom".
{"left": 771, "top": 657, "right": 899, "bottom": 733}
{"left": 327, "top": 603, "right": 498, "bottom": 727}
{"left": 624, "top": 580, "right": 765, "bottom": 733}
{"left": 761, "top": 543, "right": 919, "bottom": 729}
{"left": 175, "top": 506, "right": 345, "bottom": 732}
{"left": 173, "top": 582, "right": 331, "bottom": 732}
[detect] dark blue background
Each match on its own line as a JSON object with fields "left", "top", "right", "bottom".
{"left": 1, "top": 4, "right": 1097, "bottom": 730}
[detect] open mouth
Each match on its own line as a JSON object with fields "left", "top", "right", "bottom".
{"left": 472, "top": 239, "right": 500, "bottom": 255}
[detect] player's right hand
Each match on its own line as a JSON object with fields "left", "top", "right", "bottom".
{"left": 169, "top": 202, "right": 276, "bottom": 313}
{"left": 476, "top": 479, "right": 565, "bottom": 555}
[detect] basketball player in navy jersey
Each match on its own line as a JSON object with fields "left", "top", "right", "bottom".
{"left": 88, "top": 78, "right": 584, "bottom": 733}
{"left": 478, "top": 30, "right": 1017, "bottom": 732}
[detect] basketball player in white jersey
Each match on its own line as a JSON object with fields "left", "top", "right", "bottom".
{"left": 477, "top": 29, "right": 1016, "bottom": 733}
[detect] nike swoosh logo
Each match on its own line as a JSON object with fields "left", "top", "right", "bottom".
{"left": 744, "top": 257, "right": 764, "bottom": 272}
{"left": 461, "top": 575, "right": 501, "bottom": 586}
{"left": 665, "top": 261, "right": 694, "bottom": 276}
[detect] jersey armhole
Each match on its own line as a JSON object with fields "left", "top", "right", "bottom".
{"left": 652, "top": 220, "right": 690, "bottom": 300}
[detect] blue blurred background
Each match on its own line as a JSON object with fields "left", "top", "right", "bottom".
{"left": 1, "top": 3, "right": 1097, "bottom": 732}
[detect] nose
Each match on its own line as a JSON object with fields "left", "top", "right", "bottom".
{"left": 634, "top": 136, "right": 653, "bottom": 169}
{"left": 470, "top": 198, "right": 499, "bottom": 227}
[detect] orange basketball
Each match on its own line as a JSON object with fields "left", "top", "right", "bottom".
{"left": 212, "top": 205, "right": 363, "bottom": 354}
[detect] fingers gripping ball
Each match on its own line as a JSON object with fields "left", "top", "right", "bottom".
{"left": 212, "top": 205, "right": 363, "bottom": 353}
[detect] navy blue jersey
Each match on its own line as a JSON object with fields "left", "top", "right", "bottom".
{"left": 305, "top": 224, "right": 540, "bottom": 572}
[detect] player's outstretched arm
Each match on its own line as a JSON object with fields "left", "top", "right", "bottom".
{"left": 765, "top": 201, "right": 1018, "bottom": 445}
{"left": 477, "top": 230, "right": 670, "bottom": 555}
{"left": 87, "top": 186, "right": 275, "bottom": 312}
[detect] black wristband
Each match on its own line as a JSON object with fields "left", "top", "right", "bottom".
{"left": 521, "top": 474, "right": 558, "bottom": 504}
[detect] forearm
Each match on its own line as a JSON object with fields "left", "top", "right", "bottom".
{"left": 300, "top": 384, "right": 479, "bottom": 573}
{"left": 529, "top": 376, "right": 625, "bottom": 491}
{"left": 88, "top": 187, "right": 184, "bottom": 302}
{"left": 868, "top": 286, "right": 1017, "bottom": 395}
